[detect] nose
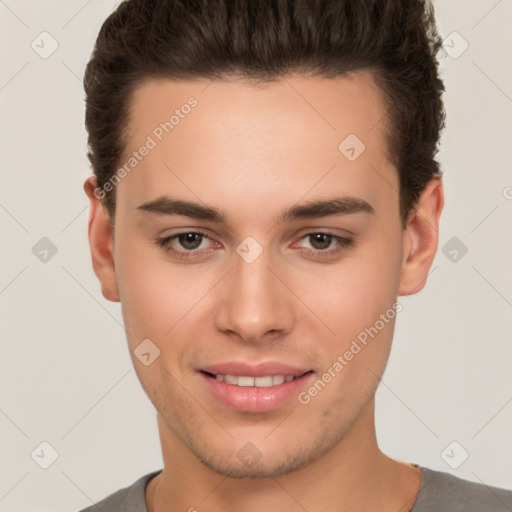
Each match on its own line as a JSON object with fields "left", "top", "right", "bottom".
{"left": 214, "top": 244, "right": 295, "bottom": 345}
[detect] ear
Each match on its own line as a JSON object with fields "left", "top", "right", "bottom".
{"left": 83, "top": 176, "right": 120, "bottom": 302}
{"left": 398, "top": 177, "right": 444, "bottom": 295}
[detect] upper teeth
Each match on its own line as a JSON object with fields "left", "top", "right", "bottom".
{"left": 215, "top": 374, "right": 295, "bottom": 387}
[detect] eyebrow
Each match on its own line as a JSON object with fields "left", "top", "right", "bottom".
{"left": 136, "top": 195, "right": 375, "bottom": 223}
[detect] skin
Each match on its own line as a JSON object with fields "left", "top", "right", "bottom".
{"left": 84, "top": 70, "right": 443, "bottom": 512}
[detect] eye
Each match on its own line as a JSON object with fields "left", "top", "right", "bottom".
{"left": 293, "top": 232, "right": 353, "bottom": 259}
{"left": 174, "top": 232, "right": 206, "bottom": 250}
{"left": 154, "top": 231, "right": 217, "bottom": 259}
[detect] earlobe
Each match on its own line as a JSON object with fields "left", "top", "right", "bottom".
{"left": 83, "top": 176, "right": 120, "bottom": 302}
{"left": 398, "top": 177, "right": 444, "bottom": 296}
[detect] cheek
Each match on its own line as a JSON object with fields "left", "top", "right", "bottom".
{"left": 294, "top": 235, "right": 402, "bottom": 343}
{"left": 115, "top": 235, "right": 220, "bottom": 350}
{"left": 322, "top": 238, "right": 402, "bottom": 395}
{"left": 115, "top": 237, "right": 177, "bottom": 340}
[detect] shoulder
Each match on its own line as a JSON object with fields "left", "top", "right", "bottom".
{"left": 76, "top": 470, "right": 162, "bottom": 512}
{"left": 413, "top": 465, "right": 512, "bottom": 512}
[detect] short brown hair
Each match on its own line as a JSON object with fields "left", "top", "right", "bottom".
{"left": 84, "top": 0, "right": 445, "bottom": 226}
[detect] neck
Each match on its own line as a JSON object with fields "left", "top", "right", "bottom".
{"left": 146, "top": 399, "right": 421, "bottom": 512}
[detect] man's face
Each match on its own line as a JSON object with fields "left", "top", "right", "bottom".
{"left": 111, "top": 71, "right": 408, "bottom": 477}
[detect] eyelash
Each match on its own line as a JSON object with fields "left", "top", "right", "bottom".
{"left": 154, "top": 231, "right": 353, "bottom": 260}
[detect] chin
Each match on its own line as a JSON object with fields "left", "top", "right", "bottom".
{"left": 189, "top": 435, "right": 329, "bottom": 479}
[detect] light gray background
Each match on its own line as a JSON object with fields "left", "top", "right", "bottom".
{"left": 1, "top": 1, "right": 511, "bottom": 511}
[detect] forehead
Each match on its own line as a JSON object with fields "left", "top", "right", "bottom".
{"left": 117, "top": 70, "right": 397, "bottom": 219}
{"left": 125, "top": 70, "right": 388, "bottom": 151}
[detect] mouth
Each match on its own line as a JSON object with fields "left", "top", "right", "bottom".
{"left": 198, "top": 367, "right": 315, "bottom": 413}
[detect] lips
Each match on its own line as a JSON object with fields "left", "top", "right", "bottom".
{"left": 198, "top": 362, "right": 315, "bottom": 412}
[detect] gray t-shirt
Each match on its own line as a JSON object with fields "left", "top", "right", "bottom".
{"left": 77, "top": 465, "right": 512, "bottom": 511}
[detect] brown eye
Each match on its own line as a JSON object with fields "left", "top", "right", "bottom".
{"left": 154, "top": 230, "right": 216, "bottom": 259}
{"left": 308, "top": 233, "right": 334, "bottom": 250}
{"left": 177, "top": 232, "right": 204, "bottom": 250}
{"left": 294, "top": 232, "right": 354, "bottom": 260}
